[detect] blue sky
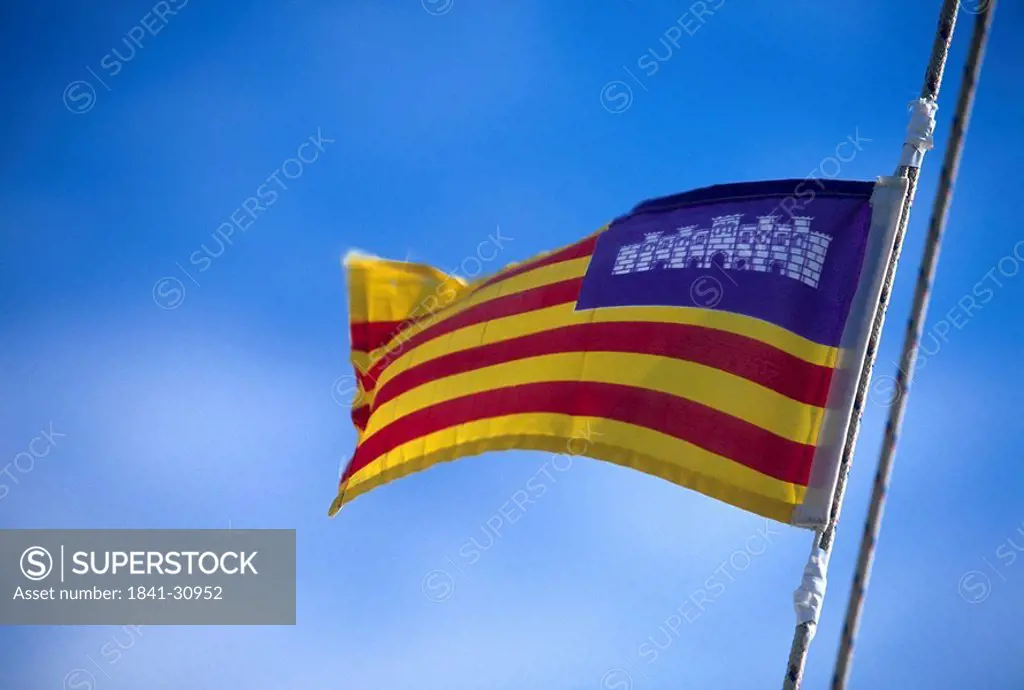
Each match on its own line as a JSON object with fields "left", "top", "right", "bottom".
{"left": 1, "top": 1, "right": 1022, "bottom": 687}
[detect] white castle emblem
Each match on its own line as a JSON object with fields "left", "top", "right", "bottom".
{"left": 612, "top": 214, "right": 832, "bottom": 289}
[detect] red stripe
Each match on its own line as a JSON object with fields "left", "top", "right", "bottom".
{"left": 371, "top": 322, "right": 833, "bottom": 411}
{"left": 351, "top": 321, "right": 407, "bottom": 352}
{"left": 351, "top": 405, "right": 370, "bottom": 430}
{"left": 477, "top": 236, "right": 596, "bottom": 290}
{"left": 343, "top": 381, "right": 815, "bottom": 486}
{"left": 355, "top": 368, "right": 376, "bottom": 392}
{"left": 364, "top": 278, "right": 583, "bottom": 386}
{"left": 348, "top": 236, "right": 595, "bottom": 353}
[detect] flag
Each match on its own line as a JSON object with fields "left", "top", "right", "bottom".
{"left": 330, "top": 177, "right": 907, "bottom": 526}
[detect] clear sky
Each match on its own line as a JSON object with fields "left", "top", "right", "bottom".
{"left": 2, "top": 1, "right": 1022, "bottom": 688}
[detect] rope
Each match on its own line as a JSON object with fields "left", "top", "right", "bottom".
{"left": 780, "top": 1, "right": 961, "bottom": 687}
{"left": 830, "top": 3, "right": 997, "bottom": 688}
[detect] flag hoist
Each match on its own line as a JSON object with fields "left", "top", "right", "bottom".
{"left": 831, "top": 3, "right": 997, "bottom": 688}
{"left": 783, "top": 1, "right": 963, "bottom": 685}
{"left": 329, "top": 3, "right": 963, "bottom": 687}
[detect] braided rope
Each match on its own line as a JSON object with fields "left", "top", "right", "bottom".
{"left": 830, "top": 4, "right": 997, "bottom": 688}
{"left": 781, "top": 1, "right": 961, "bottom": 687}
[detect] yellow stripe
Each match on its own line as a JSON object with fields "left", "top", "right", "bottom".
{"left": 355, "top": 252, "right": 837, "bottom": 392}
{"left": 361, "top": 351, "right": 822, "bottom": 445}
{"left": 351, "top": 231, "right": 602, "bottom": 340}
{"left": 351, "top": 350, "right": 373, "bottom": 374}
{"left": 467, "top": 228, "right": 604, "bottom": 289}
{"left": 367, "top": 256, "right": 592, "bottom": 361}
{"left": 345, "top": 254, "right": 468, "bottom": 324}
{"left": 358, "top": 303, "right": 837, "bottom": 412}
{"left": 331, "top": 413, "right": 803, "bottom": 524}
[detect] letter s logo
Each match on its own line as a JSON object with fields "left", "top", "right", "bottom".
{"left": 62, "top": 81, "right": 97, "bottom": 114}
{"left": 601, "top": 669, "right": 633, "bottom": 690}
{"left": 64, "top": 669, "right": 96, "bottom": 690}
{"left": 20, "top": 546, "right": 53, "bottom": 581}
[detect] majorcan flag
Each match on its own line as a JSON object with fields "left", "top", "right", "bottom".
{"left": 330, "top": 177, "right": 908, "bottom": 526}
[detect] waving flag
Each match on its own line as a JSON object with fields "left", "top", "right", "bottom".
{"left": 330, "top": 178, "right": 907, "bottom": 526}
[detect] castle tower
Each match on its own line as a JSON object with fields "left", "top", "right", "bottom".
{"left": 803, "top": 222, "right": 831, "bottom": 288}
{"left": 769, "top": 219, "right": 793, "bottom": 277}
{"left": 733, "top": 221, "right": 756, "bottom": 271}
{"left": 778, "top": 217, "right": 806, "bottom": 286}
{"left": 708, "top": 215, "right": 742, "bottom": 269}
{"left": 711, "top": 214, "right": 742, "bottom": 235}
{"left": 652, "top": 232, "right": 676, "bottom": 269}
{"left": 634, "top": 232, "right": 662, "bottom": 272}
{"left": 782, "top": 216, "right": 809, "bottom": 282}
{"left": 612, "top": 241, "right": 640, "bottom": 274}
{"left": 752, "top": 216, "right": 776, "bottom": 272}
{"left": 755, "top": 215, "right": 776, "bottom": 240}
{"left": 670, "top": 225, "right": 697, "bottom": 268}
{"left": 690, "top": 230, "right": 710, "bottom": 268}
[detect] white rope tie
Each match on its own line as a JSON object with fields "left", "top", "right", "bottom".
{"left": 793, "top": 545, "right": 830, "bottom": 639}
{"left": 899, "top": 98, "right": 939, "bottom": 168}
